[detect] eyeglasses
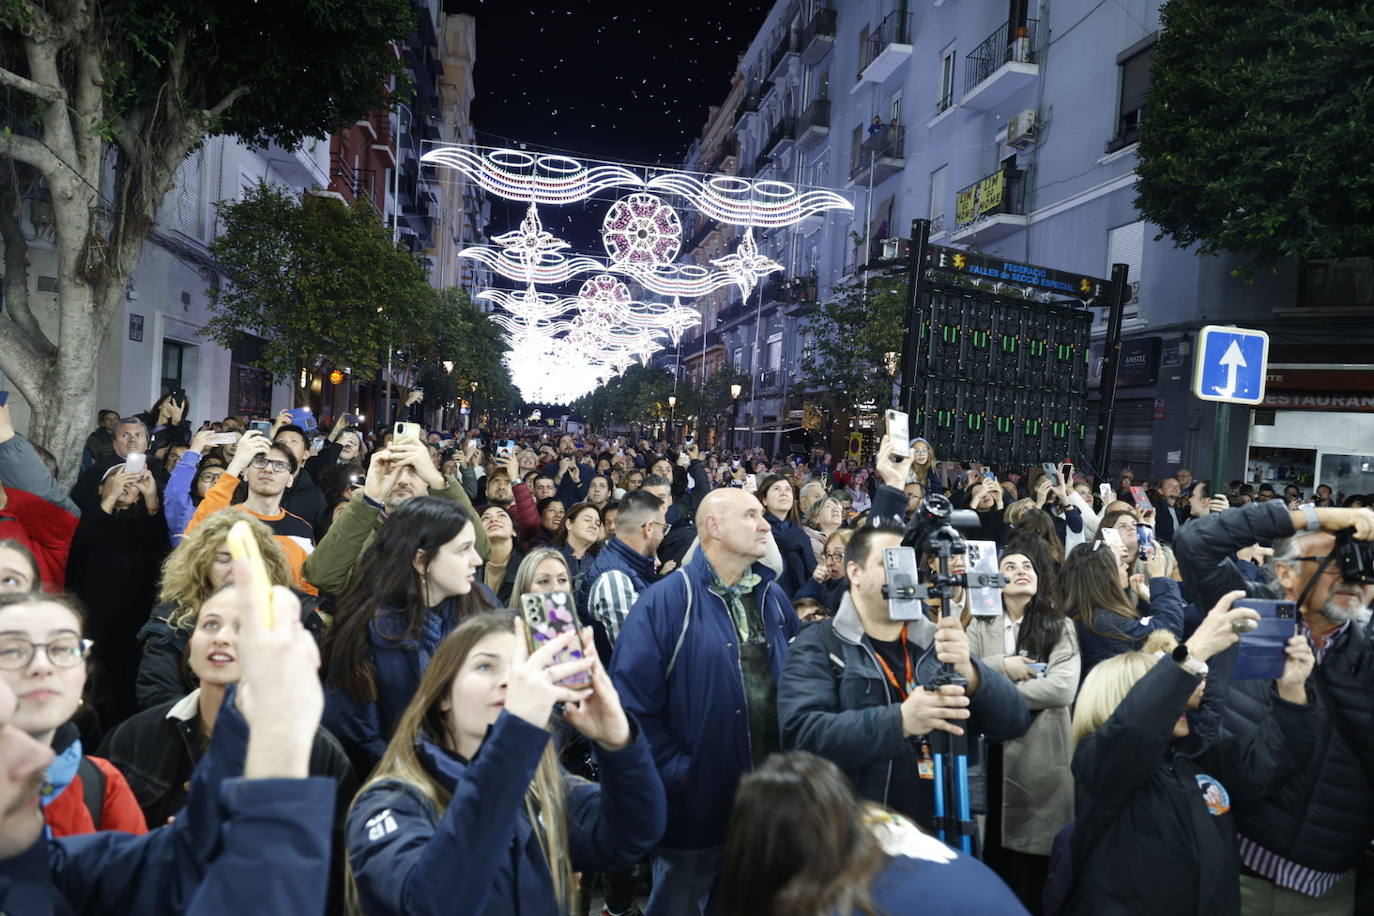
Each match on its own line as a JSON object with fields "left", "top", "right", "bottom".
{"left": 822, "top": 552, "right": 846, "bottom": 561}
{"left": 250, "top": 456, "right": 291, "bottom": 474}
{"left": 0, "top": 635, "right": 93, "bottom": 670}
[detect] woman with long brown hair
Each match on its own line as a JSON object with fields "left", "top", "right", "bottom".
{"left": 345, "top": 612, "right": 665, "bottom": 915}
{"left": 1061, "top": 539, "right": 1183, "bottom": 676}
{"left": 719, "top": 751, "right": 1026, "bottom": 915}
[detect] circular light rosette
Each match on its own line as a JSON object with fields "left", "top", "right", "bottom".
{"left": 602, "top": 193, "right": 682, "bottom": 267}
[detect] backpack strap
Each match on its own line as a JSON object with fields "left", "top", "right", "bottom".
{"left": 78, "top": 756, "right": 104, "bottom": 831}
{"left": 664, "top": 568, "right": 693, "bottom": 681}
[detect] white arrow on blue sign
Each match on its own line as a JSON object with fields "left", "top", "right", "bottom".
{"left": 1191, "top": 325, "right": 1270, "bottom": 405}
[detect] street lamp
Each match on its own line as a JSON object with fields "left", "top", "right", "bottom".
{"left": 729, "top": 383, "right": 742, "bottom": 453}
{"left": 470, "top": 380, "right": 479, "bottom": 431}
{"left": 667, "top": 395, "right": 677, "bottom": 446}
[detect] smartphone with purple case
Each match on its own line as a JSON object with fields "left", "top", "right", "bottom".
{"left": 519, "top": 590, "right": 590, "bottom": 687}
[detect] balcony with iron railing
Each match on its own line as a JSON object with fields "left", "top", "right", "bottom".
{"left": 330, "top": 155, "right": 378, "bottom": 210}
{"left": 704, "top": 134, "right": 740, "bottom": 174}
{"left": 802, "top": 7, "right": 837, "bottom": 64}
{"left": 950, "top": 167, "right": 1028, "bottom": 244}
{"left": 797, "top": 98, "right": 831, "bottom": 147}
{"left": 961, "top": 19, "right": 1041, "bottom": 110}
{"left": 758, "top": 368, "right": 782, "bottom": 394}
{"left": 849, "top": 124, "right": 906, "bottom": 186}
{"left": 762, "top": 115, "right": 797, "bottom": 157}
{"left": 736, "top": 85, "right": 763, "bottom": 127}
{"left": 767, "top": 29, "right": 800, "bottom": 82}
{"left": 855, "top": 10, "right": 912, "bottom": 86}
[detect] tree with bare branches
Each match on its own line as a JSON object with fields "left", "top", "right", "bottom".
{"left": 0, "top": 0, "right": 413, "bottom": 484}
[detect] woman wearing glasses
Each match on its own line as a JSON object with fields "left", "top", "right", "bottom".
{"left": 794, "top": 529, "right": 853, "bottom": 615}
{"left": 0, "top": 592, "right": 147, "bottom": 836}
{"left": 183, "top": 431, "right": 317, "bottom": 594}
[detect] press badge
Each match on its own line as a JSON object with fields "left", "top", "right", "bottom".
{"left": 917, "top": 740, "right": 934, "bottom": 780}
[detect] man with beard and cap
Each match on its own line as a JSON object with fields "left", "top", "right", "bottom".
{"left": 1174, "top": 501, "right": 1374, "bottom": 914}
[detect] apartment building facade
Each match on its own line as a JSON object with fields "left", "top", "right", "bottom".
{"left": 679, "top": 0, "right": 1374, "bottom": 489}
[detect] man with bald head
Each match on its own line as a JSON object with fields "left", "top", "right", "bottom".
{"left": 611, "top": 487, "right": 800, "bottom": 915}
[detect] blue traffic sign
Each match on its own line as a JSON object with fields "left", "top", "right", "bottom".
{"left": 1192, "top": 325, "right": 1269, "bottom": 405}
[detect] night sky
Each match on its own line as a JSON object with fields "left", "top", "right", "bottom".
{"left": 446, "top": 0, "right": 774, "bottom": 239}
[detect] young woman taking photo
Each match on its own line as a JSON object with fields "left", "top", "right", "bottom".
{"left": 345, "top": 612, "right": 665, "bottom": 915}
{"left": 323, "top": 497, "right": 497, "bottom": 774}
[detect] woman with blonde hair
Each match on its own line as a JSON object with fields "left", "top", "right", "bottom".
{"left": 1062, "top": 592, "right": 1316, "bottom": 915}
{"left": 135, "top": 509, "right": 313, "bottom": 710}
{"left": 345, "top": 612, "right": 665, "bottom": 915}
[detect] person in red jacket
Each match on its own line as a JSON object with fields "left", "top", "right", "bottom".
{"left": 0, "top": 591, "right": 146, "bottom": 836}
{"left": 0, "top": 401, "right": 80, "bottom": 590}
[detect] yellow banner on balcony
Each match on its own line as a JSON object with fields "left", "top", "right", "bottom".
{"left": 955, "top": 170, "right": 1006, "bottom": 226}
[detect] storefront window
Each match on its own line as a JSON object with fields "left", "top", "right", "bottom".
{"left": 1318, "top": 454, "right": 1374, "bottom": 503}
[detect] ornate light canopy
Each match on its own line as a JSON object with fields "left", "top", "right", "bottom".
{"left": 421, "top": 143, "right": 854, "bottom": 403}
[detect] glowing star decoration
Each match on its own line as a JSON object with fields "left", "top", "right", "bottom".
{"left": 419, "top": 147, "right": 643, "bottom": 204}
{"left": 710, "top": 228, "right": 783, "bottom": 299}
{"left": 492, "top": 204, "right": 567, "bottom": 278}
{"left": 602, "top": 193, "right": 682, "bottom": 268}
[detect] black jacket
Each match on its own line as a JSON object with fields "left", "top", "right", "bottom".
{"left": 778, "top": 594, "right": 1031, "bottom": 830}
{"left": 767, "top": 513, "right": 816, "bottom": 598}
{"left": 134, "top": 595, "right": 327, "bottom": 712}
{"left": 1068, "top": 658, "right": 1317, "bottom": 915}
{"left": 281, "top": 469, "right": 328, "bottom": 541}
{"left": 1176, "top": 501, "right": 1374, "bottom": 874}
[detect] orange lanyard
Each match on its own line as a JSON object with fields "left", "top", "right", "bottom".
{"left": 873, "top": 624, "right": 915, "bottom": 699}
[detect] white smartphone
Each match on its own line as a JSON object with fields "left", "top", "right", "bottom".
{"left": 886, "top": 409, "right": 910, "bottom": 458}
{"left": 1101, "top": 526, "right": 1123, "bottom": 549}
{"left": 208, "top": 432, "right": 239, "bottom": 446}
{"left": 965, "top": 540, "right": 1002, "bottom": 618}
{"left": 123, "top": 452, "right": 147, "bottom": 476}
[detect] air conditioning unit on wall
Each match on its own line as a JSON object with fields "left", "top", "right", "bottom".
{"left": 1008, "top": 109, "right": 1038, "bottom": 150}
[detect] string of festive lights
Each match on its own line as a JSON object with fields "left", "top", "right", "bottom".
{"left": 420, "top": 142, "right": 853, "bottom": 403}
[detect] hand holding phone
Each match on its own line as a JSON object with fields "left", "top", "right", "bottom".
{"left": 1232, "top": 599, "right": 1297, "bottom": 680}
{"left": 519, "top": 591, "right": 591, "bottom": 687}
{"left": 885, "top": 409, "right": 910, "bottom": 459}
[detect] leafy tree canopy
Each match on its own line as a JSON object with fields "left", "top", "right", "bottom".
{"left": 205, "top": 182, "right": 434, "bottom": 381}
{"left": 1135, "top": 0, "right": 1374, "bottom": 272}
{"left": 802, "top": 274, "right": 905, "bottom": 416}
{"left": 572, "top": 364, "right": 674, "bottom": 430}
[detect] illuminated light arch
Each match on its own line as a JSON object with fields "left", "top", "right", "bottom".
{"left": 644, "top": 173, "right": 853, "bottom": 228}
{"left": 419, "top": 146, "right": 644, "bottom": 204}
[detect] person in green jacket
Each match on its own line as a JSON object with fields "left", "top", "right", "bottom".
{"left": 303, "top": 439, "right": 489, "bottom": 599}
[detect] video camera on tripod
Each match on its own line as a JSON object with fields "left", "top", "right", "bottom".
{"left": 881, "top": 494, "right": 1007, "bottom": 621}
{"left": 878, "top": 493, "right": 1010, "bottom": 856}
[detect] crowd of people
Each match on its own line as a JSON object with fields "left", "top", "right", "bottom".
{"left": 0, "top": 390, "right": 1372, "bottom": 916}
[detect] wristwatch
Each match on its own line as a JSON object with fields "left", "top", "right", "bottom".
{"left": 1303, "top": 504, "right": 1321, "bottom": 532}
{"left": 1172, "top": 643, "right": 1209, "bottom": 676}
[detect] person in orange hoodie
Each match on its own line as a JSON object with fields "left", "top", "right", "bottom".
{"left": 0, "top": 591, "right": 146, "bottom": 836}
{"left": 184, "top": 431, "right": 317, "bottom": 596}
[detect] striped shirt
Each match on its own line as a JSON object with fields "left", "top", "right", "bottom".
{"left": 589, "top": 570, "right": 639, "bottom": 646}
{"left": 1237, "top": 834, "right": 1346, "bottom": 897}
{"left": 1236, "top": 619, "right": 1352, "bottom": 896}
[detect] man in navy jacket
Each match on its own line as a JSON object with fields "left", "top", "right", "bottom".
{"left": 611, "top": 487, "right": 800, "bottom": 916}
{"left": 0, "top": 578, "right": 336, "bottom": 914}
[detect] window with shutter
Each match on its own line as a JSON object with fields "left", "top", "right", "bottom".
{"left": 929, "top": 165, "right": 947, "bottom": 233}
{"left": 1108, "top": 220, "right": 1145, "bottom": 315}
{"left": 175, "top": 148, "right": 204, "bottom": 239}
